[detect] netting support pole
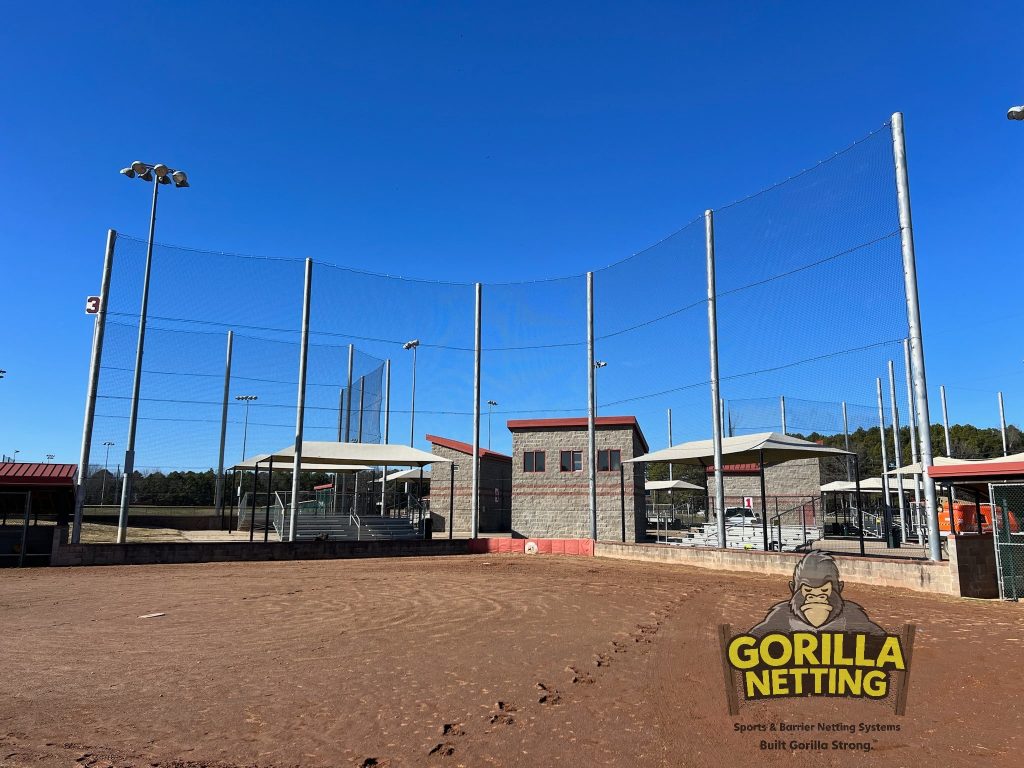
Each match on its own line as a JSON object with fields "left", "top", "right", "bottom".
{"left": 940, "top": 385, "right": 953, "bottom": 457}
{"left": 586, "top": 271, "right": 597, "bottom": 541}
{"left": 888, "top": 360, "right": 908, "bottom": 539}
{"left": 705, "top": 210, "right": 726, "bottom": 549}
{"left": 892, "top": 112, "right": 940, "bottom": 561}
{"left": 381, "top": 359, "right": 390, "bottom": 517}
{"left": 841, "top": 401, "right": 852, "bottom": 482}
{"left": 780, "top": 396, "right": 787, "bottom": 436}
{"left": 73, "top": 228, "right": 116, "bottom": 544}
{"left": 357, "top": 375, "right": 365, "bottom": 443}
{"left": 214, "top": 330, "right": 234, "bottom": 525}
{"left": 344, "top": 345, "right": 354, "bottom": 442}
{"left": 118, "top": 175, "right": 162, "bottom": 545}
{"left": 998, "top": 392, "right": 1008, "bottom": 456}
{"left": 876, "top": 378, "right": 891, "bottom": 502}
{"left": 289, "top": 258, "right": 313, "bottom": 541}
{"left": 471, "top": 283, "right": 482, "bottom": 539}
{"left": 667, "top": 408, "right": 673, "bottom": 482}
{"left": 903, "top": 340, "right": 922, "bottom": 506}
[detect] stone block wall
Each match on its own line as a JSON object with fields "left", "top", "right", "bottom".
{"left": 510, "top": 424, "right": 646, "bottom": 541}
{"left": 707, "top": 458, "right": 825, "bottom": 514}
{"left": 430, "top": 444, "right": 512, "bottom": 535}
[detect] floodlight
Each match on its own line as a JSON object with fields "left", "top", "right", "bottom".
{"left": 130, "top": 160, "right": 147, "bottom": 175}
{"left": 120, "top": 167, "right": 136, "bottom": 178}
{"left": 171, "top": 169, "right": 189, "bottom": 187}
{"left": 138, "top": 169, "right": 154, "bottom": 182}
{"left": 595, "top": 360, "right": 608, "bottom": 368}
{"left": 153, "top": 163, "right": 169, "bottom": 178}
{"left": 403, "top": 339, "right": 420, "bottom": 350}
{"left": 157, "top": 174, "right": 171, "bottom": 185}
{"left": 1009, "top": 106, "right": 1024, "bottom": 121}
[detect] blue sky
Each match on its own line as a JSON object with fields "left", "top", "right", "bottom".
{"left": 2, "top": 1, "right": 1023, "bottom": 466}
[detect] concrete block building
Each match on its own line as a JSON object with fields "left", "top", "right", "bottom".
{"left": 507, "top": 416, "right": 648, "bottom": 542}
{"left": 706, "top": 457, "right": 826, "bottom": 515}
{"left": 427, "top": 435, "right": 512, "bottom": 535}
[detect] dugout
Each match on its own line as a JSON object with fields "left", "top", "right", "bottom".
{"left": 0, "top": 462, "right": 77, "bottom": 567}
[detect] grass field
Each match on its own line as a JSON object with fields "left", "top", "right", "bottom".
{"left": 1, "top": 555, "right": 1022, "bottom": 767}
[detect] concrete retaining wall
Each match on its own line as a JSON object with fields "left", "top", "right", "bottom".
{"left": 595, "top": 541, "right": 956, "bottom": 595}
{"left": 51, "top": 529, "right": 469, "bottom": 567}
{"left": 947, "top": 533, "right": 1000, "bottom": 599}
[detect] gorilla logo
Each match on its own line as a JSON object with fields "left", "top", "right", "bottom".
{"left": 748, "top": 552, "right": 885, "bottom": 637}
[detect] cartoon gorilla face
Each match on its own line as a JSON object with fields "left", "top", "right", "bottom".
{"left": 787, "top": 552, "right": 845, "bottom": 628}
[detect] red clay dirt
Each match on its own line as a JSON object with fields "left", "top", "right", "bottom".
{"left": 1, "top": 554, "right": 1022, "bottom": 767}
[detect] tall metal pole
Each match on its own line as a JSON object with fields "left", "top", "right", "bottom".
{"left": 471, "top": 283, "right": 482, "bottom": 539}
{"left": 337, "top": 388, "right": 345, "bottom": 441}
{"left": 380, "top": 359, "right": 390, "bottom": 516}
{"left": 288, "top": 258, "right": 313, "bottom": 541}
{"left": 888, "top": 360, "right": 908, "bottom": 539}
{"left": 73, "top": 228, "right": 116, "bottom": 544}
{"left": 940, "top": 385, "right": 952, "bottom": 457}
{"left": 667, "top": 408, "right": 673, "bottom": 482}
{"left": 214, "top": 330, "right": 234, "bottom": 522}
{"left": 842, "top": 401, "right": 852, "bottom": 482}
{"left": 344, "top": 344, "right": 354, "bottom": 442}
{"left": 117, "top": 176, "right": 161, "bottom": 544}
{"left": 357, "top": 375, "right": 365, "bottom": 442}
{"left": 998, "top": 391, "right": 1008, "bottom": 456}
{"left": 903, "top": 340, "right": 922, "bottom": 505}
{"left": 892, "top": 112, "right": 941, "bottom": 561}
{"left": 586, "top": 272, "right": 598, "bottom": 541}
{"left": 706, "top": 210, "right": 726, "bottom": 548}
{"left": 780, "top": 396, "right": 787, "bottom": 435}
{"left": 408, "top": 345, "right": 418, "bottom": 447}
{"left": 876, "top": 377, "right": 891, "bottom": 502}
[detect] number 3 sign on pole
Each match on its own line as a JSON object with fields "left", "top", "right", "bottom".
{"left": 85, "top": 296, "right": 101, "bottom": 314}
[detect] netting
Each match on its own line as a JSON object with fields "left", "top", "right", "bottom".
{"left": 84, "top": 118, "right": 914, "bottom": 522}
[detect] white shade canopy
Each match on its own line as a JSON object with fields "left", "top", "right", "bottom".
{"left": 232, "top": 454, "right": 369, "bottom": 472}
{"left": 237, "top": 442, "right": 449, "bottom": 469}
{"left": 377, "top": 468, "right": 432, "bottom": 483}
{"left": 627, "top": 432, "right": 852, "bottom": 466}
{"left": 645, "top": 479, "right": 704, "bottom": 491}
{"left": 820, "top": 477, "right": 890, "bottom": 494}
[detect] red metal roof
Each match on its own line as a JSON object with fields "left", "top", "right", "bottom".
{"left": 928, "top": 460, "right": 1024, "bottom": 481}
{"left": 505, "top": 416, "right": 649, "bottom": 453}
{"left": 0, "top": 462, "right": 78, "bottom": 486}
{"left": 426, "top": 434, "right": 512, "bottom": 462}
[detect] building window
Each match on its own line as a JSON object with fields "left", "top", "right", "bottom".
{"left": 560, "top": 450, "right": 583, "bottom": 472}
{"left": 524, "top": 451, "right": 545, "bottom": 473}
{"left": 598, "top": 449, "right": 621, "bottom": 472}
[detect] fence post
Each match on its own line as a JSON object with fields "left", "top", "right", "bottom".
{"left": 706, "top": 210, "right": 726, "bottom": 548}
{"left": 780, "top": 395, "right": 787, "bottom": 435}
{"left": 892, "top": 112, "right": 941, "bottom": 561}
{"left": 214, "top": 330, "right": 234, "bottom": 525}
{"left": 73, "top": 229, "right": 116, "bottom": 544}
{"left": 876, "top": 377, "right": 891, "bottom": 502}
{"left": 471, "top": 283, "right": 482, "bottom": 539}
{"left": 288, "top": 258, "right": 313, "bottom": 541}
{"left": 903, "top": 340, "right": 922, "bottom": 507}
{"left": 587, "top": 272, "right": 597, "bottom": 541}
{"left": 841, "top": 401, "right": 852, "bottom": 482}
{"left": 381, "top": 359, "right": 390, "bottom": 517}
{"left": 344, "top": 345, "right": 354, "bottom": 442}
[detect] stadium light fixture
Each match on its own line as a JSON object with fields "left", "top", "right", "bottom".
{"left": 1008, "top": 106, "right": 1024, "bottom": 121}
{"left": 171, "top": 170, "right": 189, "bottom": 188}
{"left": 45, "top": 454, "right": 55, "bottom": 463}
{"left": 594, "top": 360, "right": 608, "bottom": 368}
{"left": 0, "top": 369, "right": 6, "bottom": 379}
{"left": 235, "top": 395, "right": 258, "bottom": 462}
{"left": 116, "top": 159, "right": 190, "bottom": 545}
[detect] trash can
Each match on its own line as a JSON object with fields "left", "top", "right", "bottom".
{"left": 421, "top": 517, "right": 433, "bottom": 539}
{"left": 887, "top": 525, "right": 901, "bottom": 548}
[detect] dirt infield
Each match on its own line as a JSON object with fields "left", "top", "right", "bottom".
{"left": 1, "top": 555, "right": 1021, "bottom": 767}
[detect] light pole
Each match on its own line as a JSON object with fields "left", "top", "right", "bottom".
{"left": 45, "top": 454, "right": 54, "bottom": 463}
{"left": 1008, "top": 106, "right": 1024, "bottom": 121}
{"left": 487, "top": 400, "right": 498, "bottom": 449}
{"left": 13, "top": 450, "right": 19, "bottom": 463}
{"left": 404, "top": 339, "right": 420, "bottom": 446}
{"left": 116, "top": 160, "right": 189, "bottom": 545}
{"left": 235, "top": 395, "right": 257, "bottom": 501}
{"left": 101, "top": 441, "right": 114, "bottom": 505}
